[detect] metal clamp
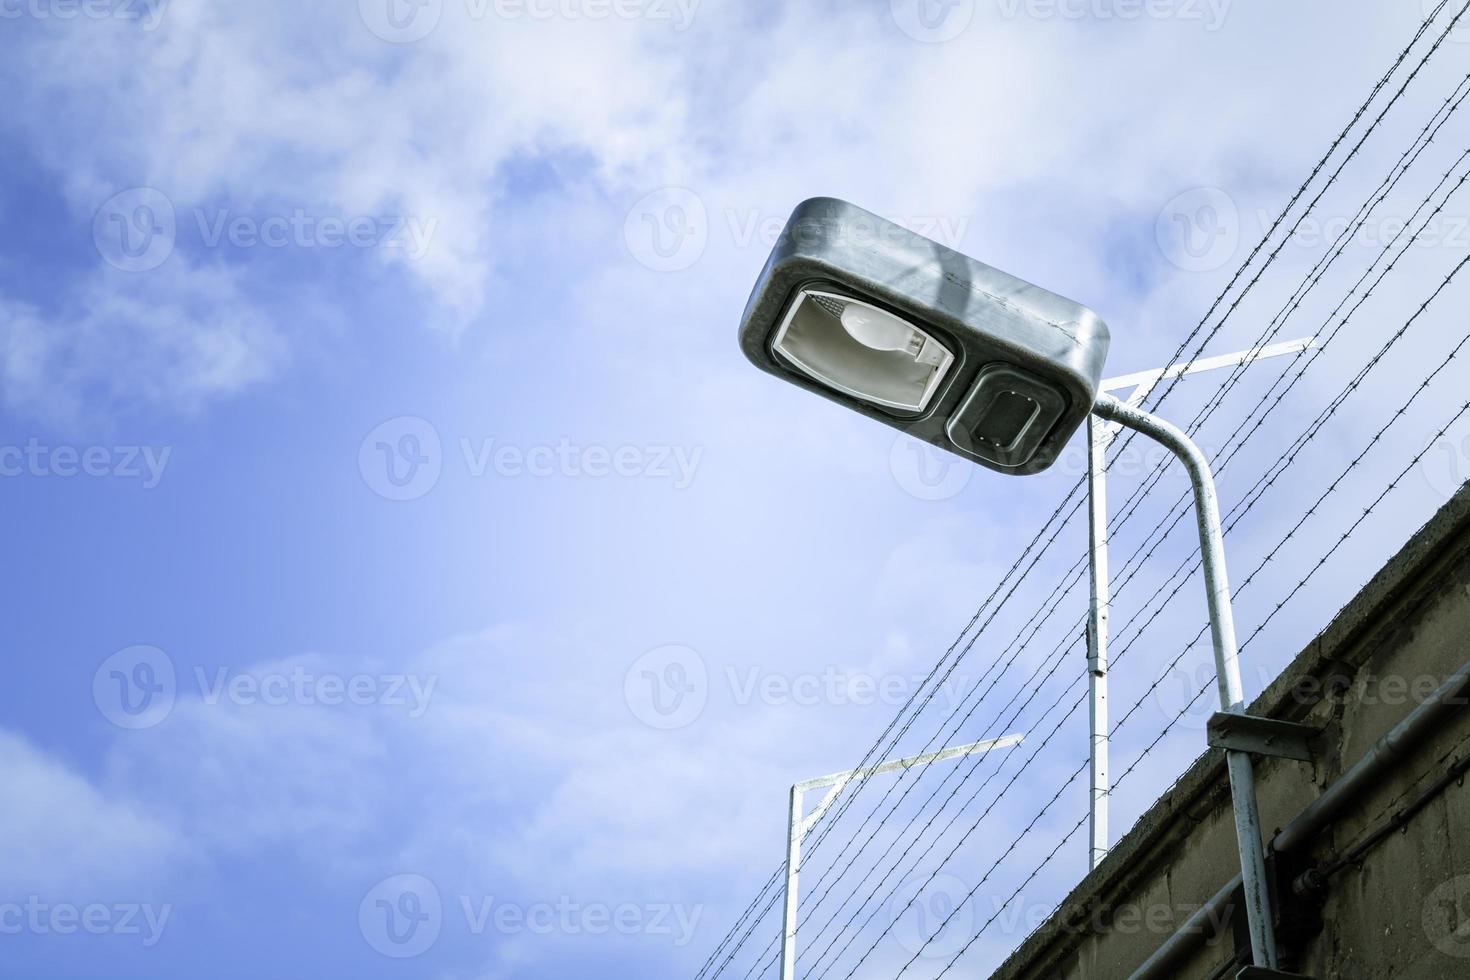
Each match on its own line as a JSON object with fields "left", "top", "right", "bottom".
{"left": 1208, "top": 713, "right": 1319, "bottom": 764}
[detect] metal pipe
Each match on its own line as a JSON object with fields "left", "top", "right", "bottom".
{"left": 781, "top": 785, "right": 802, "bottom": 980}
{"left": 1129, "top": 654, "right": 1470, "bottom": 980}
{"left": 1087, "top": 337, "right": 1315, "bottom": 880}
{"left": 1086, "top": 414, "right": 1112, "bottom": 871}
{"left": 1275, "top": 654, "right": 1470, "bottom": 852}
{"left": 1091, "top": 392, "right": 1279, "bottom": 969}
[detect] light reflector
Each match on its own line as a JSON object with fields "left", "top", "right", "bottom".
{"left": 771, "top": 290, "right": 954, "bottom": 413}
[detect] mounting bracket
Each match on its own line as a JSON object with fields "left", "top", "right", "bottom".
{"left": 1208, "top": 713, "right": 1320, "bottom": 764}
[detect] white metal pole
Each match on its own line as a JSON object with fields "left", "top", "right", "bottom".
{"left": 1083, "top": 335, "right": 1315, "bottom": 873}
{"left": 777, "top": 733, "right": 1024, "bottom": 980}
{"left": 781, "top": 784, "right": 802, "bottom": 980}
{"left": 1085, "top": 414, "right": 1111, "bottom": 873}
{"left": 1091, "top": 392, "right": 1279, "bottom": 969}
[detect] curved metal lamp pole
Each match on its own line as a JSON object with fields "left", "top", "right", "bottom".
{"left": 735, "top": 197, "right": 1301, "bottom": 974}
{"left": 1087, "top": 337, "right": 1316, "bottom": 872}
{"left": 1090, "top": 392, "right": 1279, "bottom": 971}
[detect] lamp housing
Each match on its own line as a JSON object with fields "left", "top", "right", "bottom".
{"left": 737, "top": 198, "right": 1111, "bottom": 475}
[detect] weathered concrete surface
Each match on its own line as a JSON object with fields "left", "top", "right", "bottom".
{"left": 990, "top": 482, "right": 1470, "bottom": 980}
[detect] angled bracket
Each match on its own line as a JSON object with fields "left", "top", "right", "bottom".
{"left": 1085, "top": 336, "right": 1317, "bottom": 876}
{"left": 780, "top": 732, "right": 1024, "bottom": 980}
{"left": 1208, "top": 713, "right": 1320, "bottom": 764}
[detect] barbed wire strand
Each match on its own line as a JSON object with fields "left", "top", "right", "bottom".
{"left": 930, "top": 388, "right": 1470, "bottom": 980}
{"left": 1108, "top": 80, "right": 1470, "bottom": 580}
{"left": 695, "top": 5, "right": 1462, "bottom": 974}
{"left": 780, "top": 102, "right": 1470, "bottom": 980}
{"left": 1106, "top": 157, "right": 1470, "bottom": 659}
{"left": 892, "top": 262, "right": 1470, "bottom": 980}
{"left": 817, "top": 246, "right": 1470, "bottom": 980}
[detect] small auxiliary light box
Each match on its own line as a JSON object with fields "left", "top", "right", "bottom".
{"left": 737, "top": 198, "right": 1111, "bottom": 475}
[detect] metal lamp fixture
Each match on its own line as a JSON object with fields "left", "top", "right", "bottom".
{"left": 739, "top": 197, "right": 1111, "bottom": 475}
{"left": 742, "top": 198, "right": 1299, "bottom": 978}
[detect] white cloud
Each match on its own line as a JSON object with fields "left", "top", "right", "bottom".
{"left": 0, "top": 0, "right": 1433, "bottom": 423}
{"left": 3, "top": 2, "right": 1469, "bottom": 973}
{"left": 0, "top": 261, "right": 284, "bottom": 425}
{"left": 0, "top": 730, "right": 185, "bottom": 899}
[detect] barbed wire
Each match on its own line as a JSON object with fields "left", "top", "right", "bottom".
{"left": 785, "top": 111, "right": 1470, "bottom": 980}
{"left": 813, "top": 232, "right": 1470, "bottom": 980}
{"left": 930, "top": 386, "right": 1470, "bottom": 980}
{"left": 695, "top": 3, "right": 1466, "bottom": 975}
{"left": 1105, "top": 155, "right": 1470, "bottom": 665}
{"left": 904, "top": 261, "right": 1470, "bottom": 980}
{"left": 1095, "top": 5, "right": 1470, "bottom": 579}
{"left": 1109, "top": 72, "right": 1470, "bottom": 579}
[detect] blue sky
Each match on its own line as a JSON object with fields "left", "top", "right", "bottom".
{"left": 3, "top": 1, "right": 1470, "bottom": 978}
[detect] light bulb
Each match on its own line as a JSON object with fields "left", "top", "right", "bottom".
{"left": 770, "top": 289, "right": 956, "bottom": 413}
{"left": 840, "top": 304, "right": 920, "bottom": 353}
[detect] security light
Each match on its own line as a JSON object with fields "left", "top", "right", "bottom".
{"left": 740, "top": 197, "right": 1288, "bottom": 972}
{"left": 738, "top": 197, "right": 1111, "bottom": 474}
{"left": 771, "top": 289, "right": 955, "bottom": 412}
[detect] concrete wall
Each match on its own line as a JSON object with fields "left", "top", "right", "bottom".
{"left": 991, "top": 484, "right": 1470, "bottom": 980}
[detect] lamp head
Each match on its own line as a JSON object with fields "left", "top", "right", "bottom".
{"left": 738, "top": 198, "right": 1110, "bottom": 475}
